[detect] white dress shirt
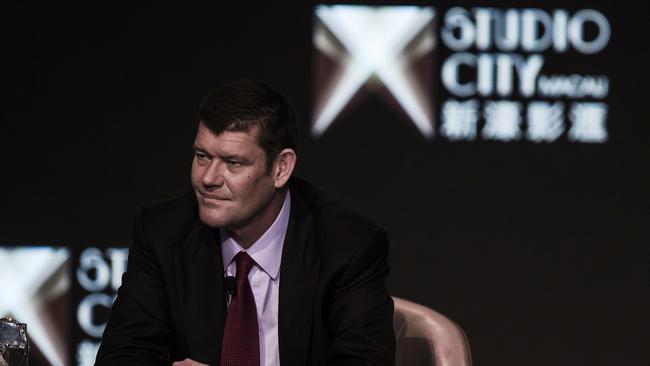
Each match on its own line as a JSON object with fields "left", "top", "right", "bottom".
{"left": 220, "top": 191, "right": 290, "bottom": 366}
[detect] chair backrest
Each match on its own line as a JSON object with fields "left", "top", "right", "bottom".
{"left": 393, "top": 297, "right": 472, "bottom": 366}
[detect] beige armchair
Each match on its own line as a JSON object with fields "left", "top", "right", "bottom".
{"left": 393, "top": 297, "right": 472, "bottom": 366}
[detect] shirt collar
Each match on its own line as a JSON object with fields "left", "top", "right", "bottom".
{"left": 220, "top": 190, "right": 291, "bottom": 280}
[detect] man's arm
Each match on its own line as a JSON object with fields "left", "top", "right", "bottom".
{"left": 95, "top": 208, "right": 173, "bottom": 366}
{"left": 328, "top": 226, "right": 396, "bottom": 365}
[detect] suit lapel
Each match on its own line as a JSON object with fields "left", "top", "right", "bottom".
{"left": 279, "top": 188, "right": 321, "bottom": 366}
{"left": 174, "top": 221, "right": 225, "bottom": 365}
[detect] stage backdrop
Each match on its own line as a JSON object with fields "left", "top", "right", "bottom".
{"left": 1, "top": 1, "right": 648, "bottom": 366}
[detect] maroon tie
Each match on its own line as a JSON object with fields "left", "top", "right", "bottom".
{"left": 221, "top": 252, "right": 260, "bottom": 366}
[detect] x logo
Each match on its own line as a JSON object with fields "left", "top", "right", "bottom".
{"left": 0, "top": 247, "right": 69, "bottom": 366}
{"left": 313, "top": 5, "right": 436, "bottom": 138}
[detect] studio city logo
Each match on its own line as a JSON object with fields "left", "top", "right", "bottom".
{"left": 0, "top": 246, "right": 70, "bottom": 366}
{"left": 312, "top": 5, "right": 436, "bottom": 139}
{"left": 313, "top": 5, "right": 612, "bottom": 144}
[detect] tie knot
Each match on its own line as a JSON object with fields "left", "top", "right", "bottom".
{"left": 234, "top": 252, "right": 255, "bottom": 280}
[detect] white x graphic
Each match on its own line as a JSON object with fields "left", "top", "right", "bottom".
{"left": 0, "top": 247, "right": 69, "bottom": 366}
{"left": 313, "top": 5, "right": 435, "bottom": 138}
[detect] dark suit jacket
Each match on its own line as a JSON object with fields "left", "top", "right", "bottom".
{"left": 96, "top": 177, "right": 395, "bottom": 366}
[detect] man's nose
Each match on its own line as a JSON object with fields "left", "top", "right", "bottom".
{"left": 201, "top": 160, "right": 225, "bottom": 187}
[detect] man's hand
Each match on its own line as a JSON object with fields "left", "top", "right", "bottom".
{"left": 171, "top": 358, "right": 208, "bottom": 366}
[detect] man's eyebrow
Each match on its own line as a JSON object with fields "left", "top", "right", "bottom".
{"left": 219, "top": 153, "right": 252, "bottom": 163}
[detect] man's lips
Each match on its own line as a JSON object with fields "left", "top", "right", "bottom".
{"left": 199, "top": 192, "right": 231, "bottom": 201}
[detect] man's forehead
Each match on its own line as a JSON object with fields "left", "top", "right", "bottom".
{"left": 194, "top": 123, "right": 262, "bottom": 151}
{"left": 198, "top": 120, "right": 261, "bottom": 136}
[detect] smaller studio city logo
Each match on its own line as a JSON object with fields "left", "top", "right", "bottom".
{"left": 312, "top": 5, "right": 611, "bottom": 144}
{"left": 0, "top": 246, "right": 129, "bottom": 366}
{"left": 75, "top": 247, "right": 128, "bottom": 366}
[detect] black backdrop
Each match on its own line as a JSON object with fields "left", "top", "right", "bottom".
{"left": 1, "top": 1, "right": 648, "bottom": 366}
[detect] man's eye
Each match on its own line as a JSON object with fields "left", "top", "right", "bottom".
{"left": 196, "top": 153, "right": 209, "bottom": 160}
{"left": 227, "top": 160, "right": 241, "bottom": 166}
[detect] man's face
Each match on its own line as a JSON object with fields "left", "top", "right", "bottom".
{"left": 191, "top": 122, "right": 278, "bottom": 230}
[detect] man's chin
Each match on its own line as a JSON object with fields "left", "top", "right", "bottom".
{"left": 198, "top": 208, "right": 231, "bottom": 228}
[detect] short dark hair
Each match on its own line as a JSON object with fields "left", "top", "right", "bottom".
{"left": 199, "top": 79, "right": 298, "bottom": 169}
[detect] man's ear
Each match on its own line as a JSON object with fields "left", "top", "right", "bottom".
{"left": 273, "top": 148, "right": 297, "bottom": 188}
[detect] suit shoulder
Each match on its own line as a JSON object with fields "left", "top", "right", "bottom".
{"left": 136, "top": 191, "right": 198, "bottom": 246}
{"left": 316, "top": 194, "right": 378, "bottom": 237}
{"left": 291, "top": 178, "right": 384, "bottom": 250}
{"left": 140, "top": 190, "right": 196, "bottom": 218}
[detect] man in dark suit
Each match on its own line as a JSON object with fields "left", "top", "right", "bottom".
{"left": 95, "top": 80, "right": 395, "bottom": 366}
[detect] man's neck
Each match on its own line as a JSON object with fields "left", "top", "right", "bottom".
{"left": 227, "top": 190, "right": 287, "bottom": 249}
